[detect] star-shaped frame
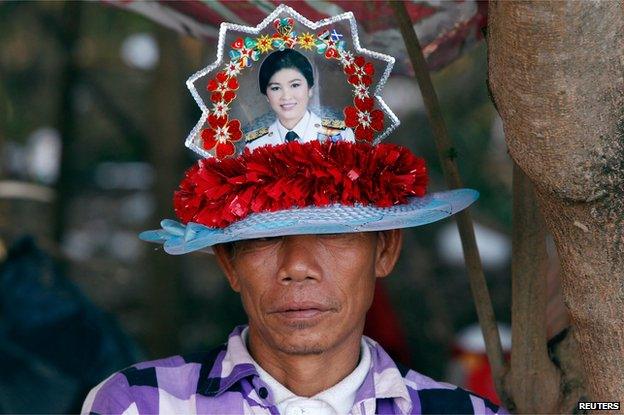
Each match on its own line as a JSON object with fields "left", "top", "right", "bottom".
{"left": 185, "top": 4, "right": 400, "bottom": 159}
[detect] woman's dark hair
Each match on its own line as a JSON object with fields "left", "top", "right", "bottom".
{"left": 258, "top": 49, "right": 314, "bottom": 95}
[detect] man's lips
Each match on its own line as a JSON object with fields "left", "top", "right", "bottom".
{"left": 269, "top": 301, "right": 334, "bottom": 319}
{"left": 277, "top": 309, "right": 327, "bottom": 318}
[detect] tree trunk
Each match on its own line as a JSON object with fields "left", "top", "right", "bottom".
{"left": 488, "top": 0, "right": 624, "bottom": 405}
{"left": 507, "top": 164, "right": 560, "bottom": 413}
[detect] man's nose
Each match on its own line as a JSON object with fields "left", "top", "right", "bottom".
{"left": 276, "top": 235, "right": 322, "bottom": 284}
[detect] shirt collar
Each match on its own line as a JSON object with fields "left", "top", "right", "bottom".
{"left": 242, "top": 326, "right": 371, "bottom": 414}
{"left": 276, "top": 111, "right": 311, "bottom": 140}
{"left": 205, "top": 325, "right": 258, "bottom": 397}
{"left": 313, "top": 338, "right": 371, "bottom": 413}
{"left": 210, "top": 325, "right": 412, "bottom": 413}
{"left": 354, "top": 336, "right": 412, "bottom": 414}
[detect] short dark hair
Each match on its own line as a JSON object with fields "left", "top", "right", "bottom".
{"left": 258, "top": 49, "right": 314, "bottom": 95}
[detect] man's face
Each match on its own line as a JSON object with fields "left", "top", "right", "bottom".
{"left": 214, "top": 231, "right": 402, "bottom": 356}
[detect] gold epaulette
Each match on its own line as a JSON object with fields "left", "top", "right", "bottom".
{"left": 245, "top": 127, "right": 269, "bottom": 143}
{"left": 321, "top": 118, "right": 346, "bottom": 130}
{"left": 319, "top": 126, "right": 343, "bottom": 136}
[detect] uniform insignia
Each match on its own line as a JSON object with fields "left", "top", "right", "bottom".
{"left": 245, "top": 127, "right": 269, "bottom": 143}
{"left": 319, "top": 126, "right": 343, "bottom": 136}
{"left": 321, "top": 118, "right": 346, "bottom": 130}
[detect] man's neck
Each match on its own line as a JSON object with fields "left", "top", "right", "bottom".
{"left": 246, "top": 325, "right": 362, "bottom": 397}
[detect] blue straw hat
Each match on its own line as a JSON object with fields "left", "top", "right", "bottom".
{"left": 141, "top": 188, "right": 477, "bottom": 255}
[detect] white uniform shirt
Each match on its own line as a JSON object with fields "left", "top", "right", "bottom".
{"left": 241, "top": 327, "right": 371, "bottom": 415}
{"left": 246, "top": 111, "right": 355, "bottom": 152}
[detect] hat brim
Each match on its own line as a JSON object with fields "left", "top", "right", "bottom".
{"left": 139, "top": 188, "right": 478, "bottom": 255}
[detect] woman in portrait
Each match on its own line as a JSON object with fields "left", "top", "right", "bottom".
{"left": 245, "top": 49, "right": 355, "bottom": 151}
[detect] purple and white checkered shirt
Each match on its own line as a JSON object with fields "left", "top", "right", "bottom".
{"left": 82, "top": 325, "right": 505, "bottom": 414}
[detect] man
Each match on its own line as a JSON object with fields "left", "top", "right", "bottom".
{"left": 82, "top": 138, "right": 498, "bottom": 414}
{"left": 82, "top": 229, "right": 503, "bottom": 414}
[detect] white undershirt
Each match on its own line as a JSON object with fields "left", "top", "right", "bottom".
{"left": 241, "top": 327, "right": 371, "bottom": 415}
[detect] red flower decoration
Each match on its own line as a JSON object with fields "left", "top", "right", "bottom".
{"left": 344, "top": 97, "right": 385, "bottom": 142}
{"left": 201, "top": 114, "right": 242, "bottom": 159}
{"left": 206, "top": 71, "right": 239, "bottom": 103}
{"left": 173, "top": 141, "right": 428, "bottom": 228}
{"left": 344, "top": 56, "right": 375, "bottom": 86}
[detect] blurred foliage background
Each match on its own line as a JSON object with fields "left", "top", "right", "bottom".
{"left": 0, "top": 1, "right": 513, "bottom": 412}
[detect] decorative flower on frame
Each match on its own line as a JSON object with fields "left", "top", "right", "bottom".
{"left": 211, "top": 101, "right": 229, "bottom": 118}
{"left": 315, "top": 29, "right": 345, "bottom": 59}
{"left": 353, "top": 83, "right": 370, "bottom": 100}
{"left": 272, "top": 32, "right": 297, "bottom": 50}
{"left": 272, "top": 17, "right": 297, "bottom": 50}
{"left": 224, "top": 60, "right": 242, "bottom": 78}
{"left": 344, "top": 56, "right": 375, "bottom": 86}
{"left": 207, "top": 71, "right": 239, "bottom": 103}
{"left": 344, "top": 97, "right": 384, "bottom": 142}
{"left": 229, "top": 37, "right": 261, "bottom": 67}
{"left": 298, "top": 32, "right": 316, "bottom": 50}
{"left": 273, "top": 17, "right": 295, "bottom": 36}
{"left": 339, "top": 50, "right": 355, "bottom": 67}
{"left": 201, "top": 114, "right": 242, "bottom": 159}
{"left": 256, "top": 34, "right": 273, "bottom": 53}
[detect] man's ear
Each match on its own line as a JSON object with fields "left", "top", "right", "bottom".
{"left": 308, "top": 88, "right": 313, "bottom": 98}
{"left": 212, "top": 244, "right": 241, "bottom": 292}
{"left": 374, "top": 229, "right": 403, "bottom": 279}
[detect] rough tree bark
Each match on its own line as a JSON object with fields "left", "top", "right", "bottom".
{"left": 488, "top": 0, "right": 624, "bottom": 405}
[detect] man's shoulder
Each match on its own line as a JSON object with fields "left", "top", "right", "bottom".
{"left": 117, "top": 343, "right": 227, "bottom": 384}
{"left": 81, "top": 344, "right": 228, "bottom": 414}
{"left": 395, "top": 361, "right": 504, "bottom": 415}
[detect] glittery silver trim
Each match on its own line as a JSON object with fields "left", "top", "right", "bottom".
{"left": 185, "top": 4, "right": 399, "bottom": 158}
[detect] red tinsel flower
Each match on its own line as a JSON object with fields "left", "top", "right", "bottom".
{"left": 206, "top": 71, "right": 239, "bottom": 103}
{"left": 344, "top": 97, "right": 385, "bottom": 142}
{"left": 344, "top": 56, "right": 375, "bottom": 86}
{"left": 173, "top": 141, "right": 428, "bottom": 228}
{"left": 201, "top": 114, "right": 242, "bottom": 159}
